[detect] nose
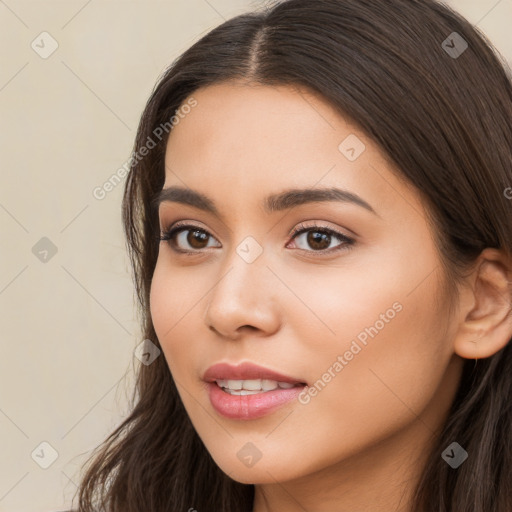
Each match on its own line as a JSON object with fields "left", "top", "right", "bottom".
{"left": 203, "top": 249, "right": 281, "bottom": 340}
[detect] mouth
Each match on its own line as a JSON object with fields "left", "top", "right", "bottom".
{"left": 203, "top": 362, "right": 308, "bottom": 420}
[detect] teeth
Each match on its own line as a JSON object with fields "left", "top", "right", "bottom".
{"left": 242, "top": 379, "right": 263, "bottom": 391}
{"left": 224, "top": 389, "right": 261, "bottom": 396}
{"left": 215, "top": 378, "right": 300, "bottom": 393}
{"left": 227, "top": 380, "right": 242, "bottom": 390}
{"left": 262, "top": 379, "right": 279, "bottom": 391}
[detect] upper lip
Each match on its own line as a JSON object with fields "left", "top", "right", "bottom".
{"left": 203, "top": 362, "right": 306, "bottom": 385}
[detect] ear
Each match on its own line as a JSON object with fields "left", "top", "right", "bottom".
{"left": 454, "top": 248, "right": 512, "bottom": 360}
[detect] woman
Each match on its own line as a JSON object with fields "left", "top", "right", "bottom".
{"left": 73, "top": 0, "right": 512, "bottom": 510}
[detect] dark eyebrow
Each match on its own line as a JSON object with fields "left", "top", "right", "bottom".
{"left": 152, "top": 185, "right": 378, "bottom": 217}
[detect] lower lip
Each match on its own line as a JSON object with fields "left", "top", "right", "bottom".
{"left": 207, "top": 382, "right": 306, "bottom": 420}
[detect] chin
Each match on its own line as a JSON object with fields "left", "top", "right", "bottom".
{"left": 211, "top": 451, "right": 306, "bottom": 485}
{"left": 224, "top": 467, "right": 285, "bottom": 485}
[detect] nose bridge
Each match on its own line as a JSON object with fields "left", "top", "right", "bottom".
{"left": 203, "top": 235, "right": 278, "bottom": 336}
{"left": 217, "top": 231, "right": 268, "bottom": 293}
{"left": 210, "top": 235, "right": 267, "bottom": 309}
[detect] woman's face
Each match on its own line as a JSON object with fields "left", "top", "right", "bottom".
{"left": 150, "top": 82, "right": 464, "bottom": 485}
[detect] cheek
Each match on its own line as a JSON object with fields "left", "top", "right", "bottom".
{"left": 308, "top": 289, "right": 448, "bottom": 413}
{"left": 275, "top": 243, "right": 451, "bottom": 429}
{"left": 149, "top": 258, "right": 220, "bottom": 388}
{"left": 280, "top": 235, "right": 444, "bottom": 363}
{"left": 149, "top": 256, "right": 205, "bottom": 333}
{"left": 149, "top": 261, "right": 197, "bottom": 372}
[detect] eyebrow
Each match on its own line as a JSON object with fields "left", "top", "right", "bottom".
{"left": 151, "top": 185, "right": 378, "bottom": 217}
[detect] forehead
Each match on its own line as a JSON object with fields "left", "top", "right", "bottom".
{"left": 166, "top": 82, "right": 344, "bottom": 159}
{"left": 162, "top": 81, "right": 424, "bottom": 221}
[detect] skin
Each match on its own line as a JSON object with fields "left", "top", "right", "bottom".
{"left": 149, "top": 81, "right": 512, "bottom": 512}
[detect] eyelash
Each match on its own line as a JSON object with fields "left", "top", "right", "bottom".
{"left": 158, "top": 220, "right": 355, "bottom": 257}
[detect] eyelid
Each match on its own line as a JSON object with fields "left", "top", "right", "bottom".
{"left": 288, "top": 220, "right": 353, "bottom": 239}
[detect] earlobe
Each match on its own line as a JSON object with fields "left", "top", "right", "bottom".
{"left": 453, "top": 249, "right": 512, "bottom": 360}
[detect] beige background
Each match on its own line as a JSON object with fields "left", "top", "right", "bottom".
{"left": 0, "top": 1, "right": 510, "bottom": 511}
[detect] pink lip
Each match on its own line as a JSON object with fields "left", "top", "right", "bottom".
{"left": 203, "top": 362, "right": 306, "bottom": 384}
{"left": 203, "top": 362, "right": 307, "bottom": 420}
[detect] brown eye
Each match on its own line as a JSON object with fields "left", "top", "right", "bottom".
{"left": 304, "top": 231, "right": 332, "bottom": 250}
{"left": 185, "top": 229, "right": 210, "bottom": 249}
{"left": 159, "top": 224, "right": 221, "bottom": 252}
{"left": 289, "top": 223, "right": 355, "bottom": 255}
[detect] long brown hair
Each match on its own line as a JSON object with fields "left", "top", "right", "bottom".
{"left": 73, "top": 0, "right": 512, "bottom": 510}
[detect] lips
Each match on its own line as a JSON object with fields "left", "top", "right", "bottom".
{"left": 203, "top": 362, "right": 307, "bottom": 420}
{"left": 203, "top": 361, "right": 307, "bottom": 385}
